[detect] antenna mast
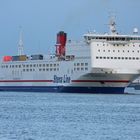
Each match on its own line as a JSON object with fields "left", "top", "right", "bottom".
{"left": 18, "top": 27, "right": 24, "bottom": 55}
{"left": 109, "top": 16, "right": 117, "bottom": 35}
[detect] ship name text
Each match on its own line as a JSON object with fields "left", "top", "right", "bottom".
{"left": 53, "top": 75, "right": 71, "bottom": 83}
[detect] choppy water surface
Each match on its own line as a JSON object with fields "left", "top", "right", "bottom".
{"left": 0, "top": 92, "right": 140, "bottom": 140}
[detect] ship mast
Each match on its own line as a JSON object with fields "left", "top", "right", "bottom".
{"left": 18, "top": 28, "right": 24, "bottom": 55}
{"left": 109, "top": 16, "right": 117, "bottom": 35}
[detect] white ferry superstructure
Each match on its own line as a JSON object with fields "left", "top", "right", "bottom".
{"left": 0, "top": 18, "right": 140, "bottom": 93}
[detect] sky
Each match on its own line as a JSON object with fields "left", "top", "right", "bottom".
{"left": 0, "top": 0, "right": 140, "bottom": 57}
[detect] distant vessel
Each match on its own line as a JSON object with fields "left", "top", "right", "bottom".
{"left": 0, "top": 17, "right": 140, "bottom": 93}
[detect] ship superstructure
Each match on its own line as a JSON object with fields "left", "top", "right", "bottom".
{"left": 0, "top": 18, "right": 140, "bottom": 93}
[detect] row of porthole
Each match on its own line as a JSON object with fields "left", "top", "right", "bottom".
{"left": 96, "top": 43, "right": 140, "bottom": 47}
{"left": 22, "top": 68, "right": 59, "bottom": 72}
{"left": 1, "top": 63, "right": 60, "bottom": 69}
{"left": 74, "top": 67, "right": 88, "bottom": 71}
{"left": 98, "top": 49, "right": 139, "bottom": 53}
{"left": 96, "top": 56, "right": 139, "bottom": 60}
{"left": 74, "top": 63, "right": 88, "bottom": 66}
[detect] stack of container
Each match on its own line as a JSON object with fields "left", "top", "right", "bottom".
{"left": 31, "top": 54, "right": 43, "bottom": 60}
{"left": 12, "top": 55, "right": 27, "bottom": 61}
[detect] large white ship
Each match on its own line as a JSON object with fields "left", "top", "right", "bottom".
{"left": 0, "top": 18, "right": 140, "bottom": 93}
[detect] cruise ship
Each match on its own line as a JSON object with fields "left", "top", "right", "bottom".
{"left": 0, "top": 18, "right": 140, "bottom": 93}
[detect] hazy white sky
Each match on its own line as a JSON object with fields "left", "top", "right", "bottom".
{"left": 0, "top": 0, "right": 140, "bottom": 56}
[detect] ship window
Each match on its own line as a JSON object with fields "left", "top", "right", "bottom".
{"left": 30, "top": 69, "right": 32, "bottom": 71}
{"left": 118, "top": 57, "right": 120, "bottom": 59}
{"left": 50, "top": 68, "right": 52, "bottom": 71}
{"left": 103, "top": 57, "right": 106, "bottom": 59}
{"left": 98, "top": 50, "right": 100, "bottom": 52}
{"left": 138, "top": 50, "right": 139, "bottom": 53}
{"left": 23, "top": 69, "right": 25, "bottom": 72}
{"left": 114, "top": 57, "right": 117, "bottom": 59}
{"left": 77, "top": 68, "right": 80, "bottom": 71}
{"left": 81, "top": 63, "right": 84, "bottom": 66}
{"left": 26, "top": 65, "right": 29, "bottom": 67}
{"left": 77, "top": 63, "right": 80, "bottom": 66}
{"left": 136, "top": 57, "right": 139, "bottom": 60}
{"left": 43, "top": 68, "right": 45, "bottom": 71}
{"left": 50, "top": 64, "right": 52, "bottom": 67}
{"left": 43, "top": 64, "right": 45, "bottom": 67}
{"left": 39, "top": 69, "right": 42, "bottom": 71}
{"left": 85, "top": 68, "right": 88, "bottom": 71}
{"left": 132, "top": 50, "right": 134, "bottom": 52}
{"left": 107, "top": 57, "right": 109, "bottom": 59}
{"left": 96, "top": 57, "right": 99, "bottom": 59}
{"left": 108, "top": 50, "right": 110, "bottom": 52}
{"left": 54, "top": 64, "right": 56, "bottom": 67}
{"left": 12, "top": 65, "right": 14, "bottom": 68}
{"left": 33, "top": 64, "right": 36, "bottom": 67}
{"left": 81, "top": 68, "right": 84, "bottom": 70}
{"left": 122, "top": 57, "right": 124, "bottom": 59}
{"left": 127, "top": 50, "right": 129, "bottom": 53}
{"left": 54, "top": 68, "right": 56, "bottom": 71}
{"left": 111, "top": 57, "right": 113, "bottom": 59}
{"left": 57, "top": 68, "right": 59, "bottom": 71}
{"left": 85, "top": 63, "right": 88, "bottom": 66}
{"left": 129, "top": 57, "right": 131, "bottom": 60}
{"left": 46, "top": 64, "right": 49, "bottom": 67}
{"left": 46, "top": 68, "right": 49, "bottom": 71}
{"left": 30, "top": 64, "right": 32, "bottom": 67}
{"left": 26, "top": 69, "right": 29, "bottom": 72}
{"left": 133, "top": 57, "right": 135, "bottom": 60}
{"left": 113, "top": 50, "right": 115, "bottom": 52}
{"left": 125, "top": 57, "right": 128, "bottom": 60}
{"left": 39, "top": 64, "right": 42, "bottom": 67}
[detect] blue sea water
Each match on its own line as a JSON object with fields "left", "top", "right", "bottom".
{"left": 0, "top": 92, "right": 140, "bottom": 140}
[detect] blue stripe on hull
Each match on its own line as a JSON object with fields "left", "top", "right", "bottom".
{"left": 0, "top": 86, "right": 125, "bottom": 94}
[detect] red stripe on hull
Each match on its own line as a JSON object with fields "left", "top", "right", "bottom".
{"left": 72, "top": 80, "right": 130, "bottom": 83}
{"left": 0, "top": 80, "right": 130, "bottom": 83}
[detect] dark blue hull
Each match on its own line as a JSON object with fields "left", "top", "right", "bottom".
{"left": 0, "top": 86, "right": 125, "bottom": 94}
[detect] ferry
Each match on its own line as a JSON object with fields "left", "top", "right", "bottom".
{"left": 0, "top": 18, "right": 140, "bottom": 93}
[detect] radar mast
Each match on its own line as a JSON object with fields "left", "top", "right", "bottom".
{"left": 109, "top": 16, "right": 117, "bottom": 35}
{"left": 18, "top": 27, "right": 24, "bottom": 55}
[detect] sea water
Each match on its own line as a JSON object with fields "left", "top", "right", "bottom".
{"left": 0, "top": 92, "right": 140, "bottom": 140}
